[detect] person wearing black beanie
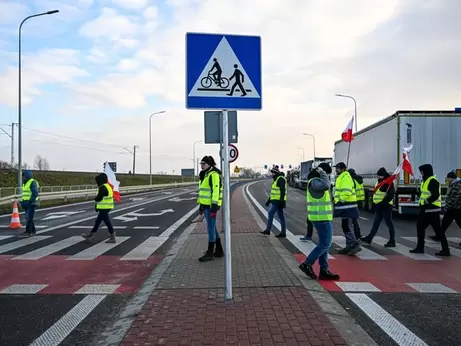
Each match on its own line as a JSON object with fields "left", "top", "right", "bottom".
{"left": 197, "top": 155, "right": 224, "bottom": 262}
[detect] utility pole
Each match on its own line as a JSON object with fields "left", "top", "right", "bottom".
{"left": 0, "top": 123, "right": 17, "bottom": 167}
{"left": 124, "top": 145, "right": 139, "bottom": 175}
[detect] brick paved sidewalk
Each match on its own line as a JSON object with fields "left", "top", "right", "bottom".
{"left": 120, "top": 185, "right": 348, "bottom": 346}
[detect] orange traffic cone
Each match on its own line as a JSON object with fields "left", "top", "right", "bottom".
{"left": 9, "top": 202, "right": 23, "bottom": 229}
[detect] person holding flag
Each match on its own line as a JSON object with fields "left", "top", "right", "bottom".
{"left": 360, "top": 167, "right": 396, "bottom": 247}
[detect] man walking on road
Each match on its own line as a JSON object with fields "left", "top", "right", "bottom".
{"left": 437, "top": 171, "right": 461, "bottom": 247}
{"left": 197, "top": 156, "right": 224, "bottom": 262}
{"left": 333, "top": 162, "right": 362, "bottom": 255}
{"left": 82, "top": 173, "right": 116, "bottom": 243}
{"left": 348, "top": 168, "right": 364, "bottom": 239}
{"left": 19, "top": 170, "right": 39, "bottom": 237}
{"left": 360, "top": 167, "right": 396, "bottom": 247}
{"left": 261, "top": 166, "right": 287, "bottom": 238}
{"left": 410, "top": 164, "right": 450, "bottom": 256}
{"left": 299, "top": 163, "right": 340, "bottom": 280}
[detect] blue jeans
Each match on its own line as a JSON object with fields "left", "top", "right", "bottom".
{"left": 203, "top": 208, "right": 220, "bottom": 242}
{"left": 266, "top": 203, "right": 286, "bottom": 233}
{"left": 303, "top": 221, "right": 332, "bottom": 270}
{"left": 368, "top": 207, "right": 395, "bottom": 240}
{"left": 24, "top": 205, "right": 36, "bottom": 234}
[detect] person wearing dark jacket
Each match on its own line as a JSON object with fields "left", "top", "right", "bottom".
{"left": 82, "top": 173, "right": 116, "bottom": 243}
{"left": 348, "top": 168, "right": 364, "bottom": 239}
{"left": 410, "top": 164, "right": 450, "bottom": 256}
{"left": 437, "top": 171, "right": 461, "bottom": 246}
{"left": 261, "top": 167, "right": 287, "bottom": 238}
{"left": 361, "top": 167, "right": 396, "bottom": 247}
{"left": 19, "top": 170, "right": 40, "bottom": 237}
{"left": 197, "top": 156, "right": 223, "bottom": 262}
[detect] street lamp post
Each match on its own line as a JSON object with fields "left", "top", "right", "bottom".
{"left": 296, "top": 147, "right": 305, "bottom": 161}
{"left": 149, "top": 110, "right": 166, "bottom": 184}
{"left": 193, "top": 140, "right": 202, "bottom": 181}
{"left": 335, "top": 93, "right": 358, "bottom": 133}
{"left": 17, "top": 10, "right": 59, "bottom": 191}
{"left": 302, "top": 133, "right": 316, "bottom": 159}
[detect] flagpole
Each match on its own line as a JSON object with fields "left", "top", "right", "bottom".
{"left": 346, "top": 141, "right": 352, "bottom": 167}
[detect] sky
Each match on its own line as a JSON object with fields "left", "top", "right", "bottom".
{"left": 0, "top": 0, "right": 460, "bottom": 174}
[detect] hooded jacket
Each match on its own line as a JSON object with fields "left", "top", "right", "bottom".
{"left": 266, "top": 172, "right": 286, "bottom": 206}
{"left": 199, "top": 166, "right": 222, "bottom": 211}
{"left": 21, "top": 170, "right": 39, "bottom": 206}
{"left": 374, "top": 168, "right": 394, "bottom": 208}
{"left": 94, "top": 173, "right": 109, "bottom": 203}
{"left": 418, "top": 164, "right": 440, "bottom": 209}
{"left": 446, "top": 177, "right": 461, "bottom": 210}
{"left": 348, "top": 169, "right": 363, "bottom": 185}
{"left": 307, "top": 169, "right": 330, "bottom": 200}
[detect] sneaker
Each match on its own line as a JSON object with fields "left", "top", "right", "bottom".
{"left": 107, "top": 234, "right": 116, "bottom": 243}
{"left": 360, "top": 236, "right": 372, "bottom": 245}
{"left": 435, "top": 250, "right": 450, "bottom": 257}
{"left": 299, "top": 263, "right": 317, "bottom": 279}
{"left": 347, "top": 244, "right": 362, "bottom": 256}
{"left": 275, "top": 232, "right": 286, "bottom": 238}
{"left": 300, "top": 236, "right": 312, "bottom": 242}
{"left": 409, "top": 247, "right": 424, "bottom": 254}
{"left": 384, "top": 240, "right": 396, "bottom": 248}
{"left": 260, "top": 230, "right": 270, "bottom": 235}
{"left": 319, "top": 269, "right": 340, "bottom": 281}
{"left": 81, "top": 233, "right": 94, "bottom": 242}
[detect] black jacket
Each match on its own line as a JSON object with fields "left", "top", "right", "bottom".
{"left": 375, "top": 173, "right": 395, "bottom": 209}
{"left": 419, "top": 164, "right": 440, "bottom": 209}
{"left": 267, "top": 173, "right": 286, "bottom": 207}
{"left": 94, "top": 173, "right": 109, "bottom": 203}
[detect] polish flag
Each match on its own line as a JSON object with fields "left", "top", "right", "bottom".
{"left": 373, "top": 145, "right": 414, "bottom": 193}
{"left": 341, "top": 116, "right": 354, "bottom": 143}
{"left": 104, "top": 162, "right": 121, "bottom": 202}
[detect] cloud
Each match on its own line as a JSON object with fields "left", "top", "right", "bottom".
{"left": 117, "top": 58, "right": 140, "bottom": 70}
{"left": 111, "top": 0, "right": 149, "bottom": 10}
{"left": 0, "top": 1, "right": 28, "bottom": 25}
{"left": 78, "top": 7, "right": 139, "bottom": 39}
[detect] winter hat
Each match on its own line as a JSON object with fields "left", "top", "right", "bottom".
{"left": 376, "top": 167, "right": 388, "bottom": 176}
{"left": 318, "top": 162, "right": 332, "bottom": 174}
{"left": 334, "top": 162, "right": 347, "bottom": 169}
{"left": 270, "top": 167, "right": 280, "bottom": 174}
{"left": 200, "top": 156, "right": 216, "bottom": 166}
{"left": 447, "top": 171, "right": 457, "bottom": 179}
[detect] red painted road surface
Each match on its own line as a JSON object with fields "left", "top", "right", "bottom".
{"left": 0, "top": 255, "right": 163, "bottom": 294}
{"left": 294, "top": 254, "right": 461, "bottom": 292}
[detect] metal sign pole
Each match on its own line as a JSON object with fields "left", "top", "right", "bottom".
{"left": 222, "top": 109, "right": 232, "bottom": 300}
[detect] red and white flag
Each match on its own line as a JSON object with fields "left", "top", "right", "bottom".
{"left": 341, "top": 116, "right": 354, "bottom": 143}
{"left": 373, "top": 145, "right": 414, "bottom": 193}
{"left": 104, "top": 162, "right": 121, "bottom": 202}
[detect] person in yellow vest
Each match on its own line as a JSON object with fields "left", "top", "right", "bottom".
{"left": 348, "top": 168, "right": 364, "bottom": 239}
{"left": 333, "top": 162, "right": 362, "bottom": 255}
{"left": 299, "top": 163, "right": 340, "bottom": 280}
{"left": 410, "top": 164, "right": 450, "bottom": 256}
{"left": 19, "top": 170, "right": 40, "bottom": 237}
{"left": 197, "top": 156, "right": 224, "bottom": 262}
{"left": 261, "top": 166, "right": 287, "bottom": 237}
{"left": 82, "top": 173, "right": 116, "bottom": 243}
{"left": 360, "top": 167, "right": 396, "bottom": 247}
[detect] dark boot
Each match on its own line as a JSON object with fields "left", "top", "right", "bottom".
{"left": 214, "top": 238, "right": 224, "bottom": 258}
{"left": 199, "top": 242, "right": 215, "bottom": 262}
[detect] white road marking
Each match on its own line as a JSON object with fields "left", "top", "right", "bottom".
{"left": 121, "top": 236, "right": 168, "bottom": 260}
{"left": 0, "top": 236, "right": 51, "bottom": 254}
{"left": 29, "top": 295, "right": 107, "bottom": 346}
{"left": 359, "top": 216, "right": 369, "bottom": 220}
{"left": 75, "top": 284, "right": 121, "bottom": 294}
{"left": 0, "top": 235, "right": 13, "bottom": 240}
{"left": 41, "top": 210, "right": 86, "bottom": 221}
{"left": 346, "top": 293, "right": 429, "bottom": 346}
{"left": 12, "top": 236, "right": 83, "bottom": 260}
{"left": 133, "top": 226, "right": 160, "bottom": 230}
{"left": 159, "top": 206, "right": 199, "bottom": 238}
{"left": 406, "top": 283, "right": 458, "bottom": 294}
{"left": 336, "top": 282, "right": 382, "bottom": 292}
{"left": 402, "top": 237, "right": 461, "bottom": 257}
{"left": 333, "top": 236, "right": 387, "bottom": 260}
{"left": 0, "top": 284, "right": 48, "bottom": 294}
{"left": 69, "top": 225, "right": 127, "bottom": 229}
{"left": 67, "top": 237, "right": 130, "bottom": 261}
{"left": 374, "top": 236, "right": 440, "bottom": 261}
{"left": 447, "top": 237, "right": 461, "bottom": 243}
{"left": 0, "top": 225, "right": 46, "bottom": 228}
{"left": 245, "top": 184, "right": 334, "bottom": 259}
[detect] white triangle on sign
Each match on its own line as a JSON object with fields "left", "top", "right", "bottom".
{"left": 188, "top": 37, "right": 260, "bottom": 99}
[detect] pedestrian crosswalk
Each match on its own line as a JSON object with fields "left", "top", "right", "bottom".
{"left": 0, "top": 234, "right": 169, "bottom": 261}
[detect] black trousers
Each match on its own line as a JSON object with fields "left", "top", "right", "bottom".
{"left": 416, "top": 210, "right": 448, "bottom": 251}
{"left": 306, "top": 218, "right": 313, "bottom": 237}
{"left": 91, "top": 210, "right": 115, "bottom": 234}
{"left": 441, "top": 209, "right": 461, "bottom": 232}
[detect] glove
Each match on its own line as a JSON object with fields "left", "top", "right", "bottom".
{"left": 210, "top": 212, "right": 217, "bottom": 219}
{"left": 199, "top": 205, "right": 204, "bottom": 215}
{"left": 210, "top": 203, "right": 218, "bottom": 213}
{"left": 265, "top": 201, "right": 270, "bottom": 207}
{"left": 279, "top": 201, "right": 286, "bottom": 209}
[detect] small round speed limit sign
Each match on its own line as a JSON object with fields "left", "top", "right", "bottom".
{"left": 228, "top": 144, "right": 239, "bottom": 163}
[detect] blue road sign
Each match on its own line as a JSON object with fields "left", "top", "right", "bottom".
{"left": 264, "top": 165, "right": 268, "bottom": 169}
{"left": 186, "top": 32, "right": 262, "bottom": 111}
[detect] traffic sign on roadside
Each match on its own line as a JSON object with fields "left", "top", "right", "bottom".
{"left": 228, "top": 144, "right": 239, "bottom": 163}
{"left": 234, "top": 166, "right": 240, "bottom": 174}
{"left": 185, "top": 32, "right": 262, "bottom": 110}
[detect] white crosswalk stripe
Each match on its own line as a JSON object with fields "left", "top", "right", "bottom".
{"left": 402, "top": 237, "right": 461, "bottom": 257}
{"left": 121, "top": 236, "right": 168, "bottom": 260}
{"left": 332, "top": 236, "right": 387, "bottom": 260}
{"left": 0, "top": 236, "right": 51, "bottom": 254}
{"left": 372, "top": 236, "right": 440, "bottom": 260}
{"left": 67, "top": 237, "right": 130, "bottom": 260}
{"left": 12, "top": 236, "right": 84, "bottom": 260}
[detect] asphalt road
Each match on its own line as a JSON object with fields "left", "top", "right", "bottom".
{"left": 0, "top": 186, "right": 202, "bottom": 346}
{"left": 247, "top": 179, "right": 461, "bottom": 346}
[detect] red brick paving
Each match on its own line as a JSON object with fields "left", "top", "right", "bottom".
{"left": 120, "top": 185, "right": 347, "bottom": 345}
{"left": 121, "top": 287, "right": 346, "bottom": 346}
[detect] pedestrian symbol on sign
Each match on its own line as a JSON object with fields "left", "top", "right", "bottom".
{"left": 234, "top": 166, "right": 240, "bottom": 174}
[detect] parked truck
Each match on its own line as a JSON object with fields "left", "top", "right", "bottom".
{"left": 333, "top": 110, "right": 461, "bottom": 215}
{"left": 297, "top": 157, "right": 333, "bottom": 189}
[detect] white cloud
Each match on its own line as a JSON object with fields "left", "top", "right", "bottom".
{"left": 1, "top": 0, "right": 461, "bottom": 173}
{"left": 0, "top": 1, "right": 28, "bottom": 25}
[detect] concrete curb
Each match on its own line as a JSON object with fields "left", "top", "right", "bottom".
{"left": 243, "top": 181, "right": 378, "bottom": 346}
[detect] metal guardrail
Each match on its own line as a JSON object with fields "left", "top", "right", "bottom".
{"left": 0, "top": 184, "right": 98, "bottom": 198}
{"left": 0, "top": 182, "right": 196, "bottom": 206}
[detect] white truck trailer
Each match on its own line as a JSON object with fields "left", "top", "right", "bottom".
{"left": 333, "top": 110, "right": 461, "bottom": 215}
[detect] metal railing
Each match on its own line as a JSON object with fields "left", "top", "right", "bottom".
{"left": 0, "top": 182, "right": 196, "bottom": 206}
{"left": 0, "top": 184, "right": 98, "bottom": 198}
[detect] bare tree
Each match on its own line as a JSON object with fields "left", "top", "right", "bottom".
{"left": 34, "top": 155, "right": 50, "bottom": 171}
{"left": 0, "top": 161, "right": 29, "bottom": 169}
{"left": 239, "top": 167, "right": 261, "bottom": 179}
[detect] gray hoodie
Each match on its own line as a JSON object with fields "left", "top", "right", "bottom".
{"left": 308, "top": 171, "right": 331, "bottom": 199}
